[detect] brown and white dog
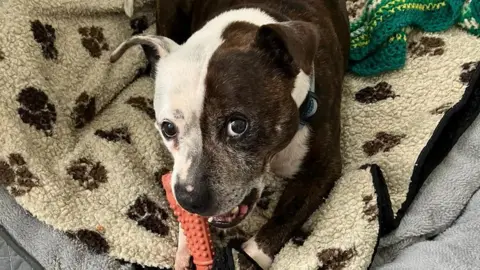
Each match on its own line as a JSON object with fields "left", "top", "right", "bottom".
{"left": 113, "top": 0, "right": 349, "bottom": 269}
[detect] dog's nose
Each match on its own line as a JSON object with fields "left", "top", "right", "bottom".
{"left": 174, "top": 182, "right": 212, "bottom": 216}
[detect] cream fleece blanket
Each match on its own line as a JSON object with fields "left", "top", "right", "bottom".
{"left": 0, "top": 0, "right": 479, "bottom": 269}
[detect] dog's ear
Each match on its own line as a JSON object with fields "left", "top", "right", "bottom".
{"left": 109, "top": 35, "right": 179, "bottom": 68}
{"left": 255, "top": 21, "right": 319, "bottom": 74}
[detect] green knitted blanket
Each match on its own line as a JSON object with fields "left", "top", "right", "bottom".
{"left": 349, "top": 0, "right": 480, "bottom": 75}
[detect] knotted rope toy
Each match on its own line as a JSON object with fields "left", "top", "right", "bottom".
{"left": 161, "top": 172, "right": 215, "bottom": 270}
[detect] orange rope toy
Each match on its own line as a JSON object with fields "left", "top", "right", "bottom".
{"left": 161, "top": 172, "right": 215, "bottom": 270}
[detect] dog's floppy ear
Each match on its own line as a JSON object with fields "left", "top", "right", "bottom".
{"left": 109, "top": 35, "right": 179, "bottom": 67}
{"left": 255, "top": 21, "right": 319, "bottom": 74}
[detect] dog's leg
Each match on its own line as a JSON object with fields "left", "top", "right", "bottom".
{"left": 243, "top": 158, "right": 341, "bottom": 269}
{"left": 175, "top": 225, "right": 191, "bottom": 270}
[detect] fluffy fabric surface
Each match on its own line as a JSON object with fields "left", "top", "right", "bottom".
{"left": 0, "top": 0, "right": 479, "bottom": 270}
{"left": 348, "top": 0, "right": 480, "bottom": 75}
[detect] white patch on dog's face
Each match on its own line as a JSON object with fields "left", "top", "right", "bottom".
{"left": 153, "top": 8, "right": 277, "bottom": 190}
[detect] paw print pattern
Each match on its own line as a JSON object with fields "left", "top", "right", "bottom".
{"left": 0, "top": 153, "right": 41, "bottom": 196}
{"left": 95, "top": 126, "right": 132, "bottom": 144}
{"left": 130, "top": 16, "right": 149, "bottom": 35}
{"left": 460, "top": 61, "right": 479, "bottom": 84}
{"left": 346, "top": 0, "right": 367, "bottom": 20}
{"left": 126, "top": 96, "right": 155, "bottom": 120}
{"left": 17, "top": 87, "right": 57, "bottom": 136}
{"left": 362, "top": 132, "right": 406, "bottom": 156}
{"left": 66, "top": 157, "right": 107, "bottom": 190}
{"left": 317, "top": 248, "right": 356, "bottom": 270}
{"left": 30, "top": 20, "right": 58, "bottom": 60}
{"left": 355, "top": 82, "right": 398, "bottom": 104}
{"left": 408, "top": 36, "right": 445, "bottom": 58}
{"left": 72, "top": 92, "right": 96, "bottom": 129}
{"left": 66, "top": 229, "right": 109, "bottom": 254}
{"left": 362, "top": 195, "right": 378, "bottom": 222}
{"left": 127, "top": 194, "right": 170, "bottom": 236}
{"left": 78, "top": 26, "right": 110, "bottom": 58}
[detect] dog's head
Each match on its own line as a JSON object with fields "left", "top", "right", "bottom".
{"left": 111, "top": 16, "right": 319, "bottom": 228}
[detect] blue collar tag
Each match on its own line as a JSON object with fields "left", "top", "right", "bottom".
{"left": 298, "top": 72, "right": 318, "bottom": 128}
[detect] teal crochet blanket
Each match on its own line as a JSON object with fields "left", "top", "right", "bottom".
{"left": 349, "top": 0, "right": 480, "bottom": 76}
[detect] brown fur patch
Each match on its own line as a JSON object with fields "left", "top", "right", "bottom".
{"left": 221, "top": 21, "right": 258, "bottom": 50}
{"left": 78, "top": 26, "right": 109, "bottom": 58}
{"left": 30, "top": 20, "right": 58, "bottom": 60}
{"left": 126, "top": 96, "right": 155, "bottom": 120}
{"left": 0, "top": 153, "right": 41, "bottom": 196}
{"left": 408, "top": 36, "right": 445, "bottom": 58}
{"left": 95, "top": 126, "right": 132, "bottom": 144}
{"left": 127, "top": 195, "right": 170, "bottom": 236}
{"left": 66, "top": 229, "right": 109, "bottom": 254}
{"left": 430, "top": 102, "right": 454, "bottom": 115}
{"left": 355, "top": 81, "right": 397, "bottom": 104}
{"left": 460, "top": 61, "right": 479, "bottom": 84}
{"left": 72, "top": 92, "right": 96, "bottom": 129}
{"left": 17, "top": 87, "right": 57, "bottom": 136}
{"left": 363, "top": 132, "right": 406, "bottom": 156}
{"left": 317, "top": 248, "right": 356, "bottom": 270}
{"left": 66, "top": 158, "right": 107, "bottom": 190}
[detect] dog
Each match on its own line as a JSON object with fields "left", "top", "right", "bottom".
{"left": 112, "top": 0, "right": 349, "bottom": 269}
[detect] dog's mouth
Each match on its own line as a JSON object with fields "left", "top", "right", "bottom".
{"left": 207, "top": 189, "right": 259, "bottom": 229}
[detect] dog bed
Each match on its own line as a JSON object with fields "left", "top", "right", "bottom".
{"left": 0, "top": 0, "right": 479, "bottom": 269}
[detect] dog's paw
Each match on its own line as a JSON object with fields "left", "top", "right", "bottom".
{"left": 124, "top": 0, "right": 135, "bottom": 17}
{"left": 242, "top": 238, "right": 273, "bottom": 269}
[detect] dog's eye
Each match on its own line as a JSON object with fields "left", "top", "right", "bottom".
{"left": 161, "top": 121, "right": 178, "bottom": 138}
{"left": 227, "top": 118, "right": 248, "bottom": 137}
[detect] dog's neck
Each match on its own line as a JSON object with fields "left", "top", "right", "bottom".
{"left": 181, "top": 7, "right": 313, "bottom": 179}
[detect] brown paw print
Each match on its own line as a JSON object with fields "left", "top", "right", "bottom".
{"left": 17, "top": 87, "right": 57, "bottom": 136}
{"left": 347, "top": 0, "right": 367, "bottom": 20}
{"left": 0, "top": 153, "right": 41, "bottom": 196}
{"left": 317, "top": 248, "right": 356, "bottom": 270}
{"left": 127, "top": 195, "right": 170, "bottom": 236}
{"left": 362, "top": 195, "right": 378, "bottom": 222}
{"left": 430, "top": 102, "right": 454, "bottom": 115}
{"left": 72, "top": 92, "right": 96, "bottom": 129}
{"left": 66, "top": 157, "right": 107, "bottom": 190}
{"left": 291, "top": 228, "right": 312, "bottom": 246}
{"left": 363, "top": 132, "right": 406, "bottom": 156}
{"left": 66, "top": 229, "right": 109, "bottom": 254}
{"left": 408, "top": 36, "right": 445, "bottom": 58}
{"left": 30, "top": 20, "right": 58, "bottom": 60}
{"left": 95, "top": 126, "right": 132, "bottom": 144}
{"left": 257, "top": 187, "right": 275, "bottom": 210}
{"left": 460, "top": 61, "right": 479, "bottom": 84}
{"left": 78, "top": 26, "right": 109, "bottom": 58}
{"left": 355, "top": 81, "right": 397, "bottom": 104}
{"left": 126, "top": 96, "right": 155, "bottom": 120}
{"left": 130, "top": 16, "right": 149, "bottom": 35}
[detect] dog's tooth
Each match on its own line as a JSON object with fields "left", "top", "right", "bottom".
{"left": 231, "top": 206, "right": 239, "bottom": 215}
{"left": 208, "top": 217, "right": 213, "bottom": 223}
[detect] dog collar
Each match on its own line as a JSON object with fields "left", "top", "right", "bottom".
{"left": 298, "top": 71, "right": 318, "bottom": 128}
